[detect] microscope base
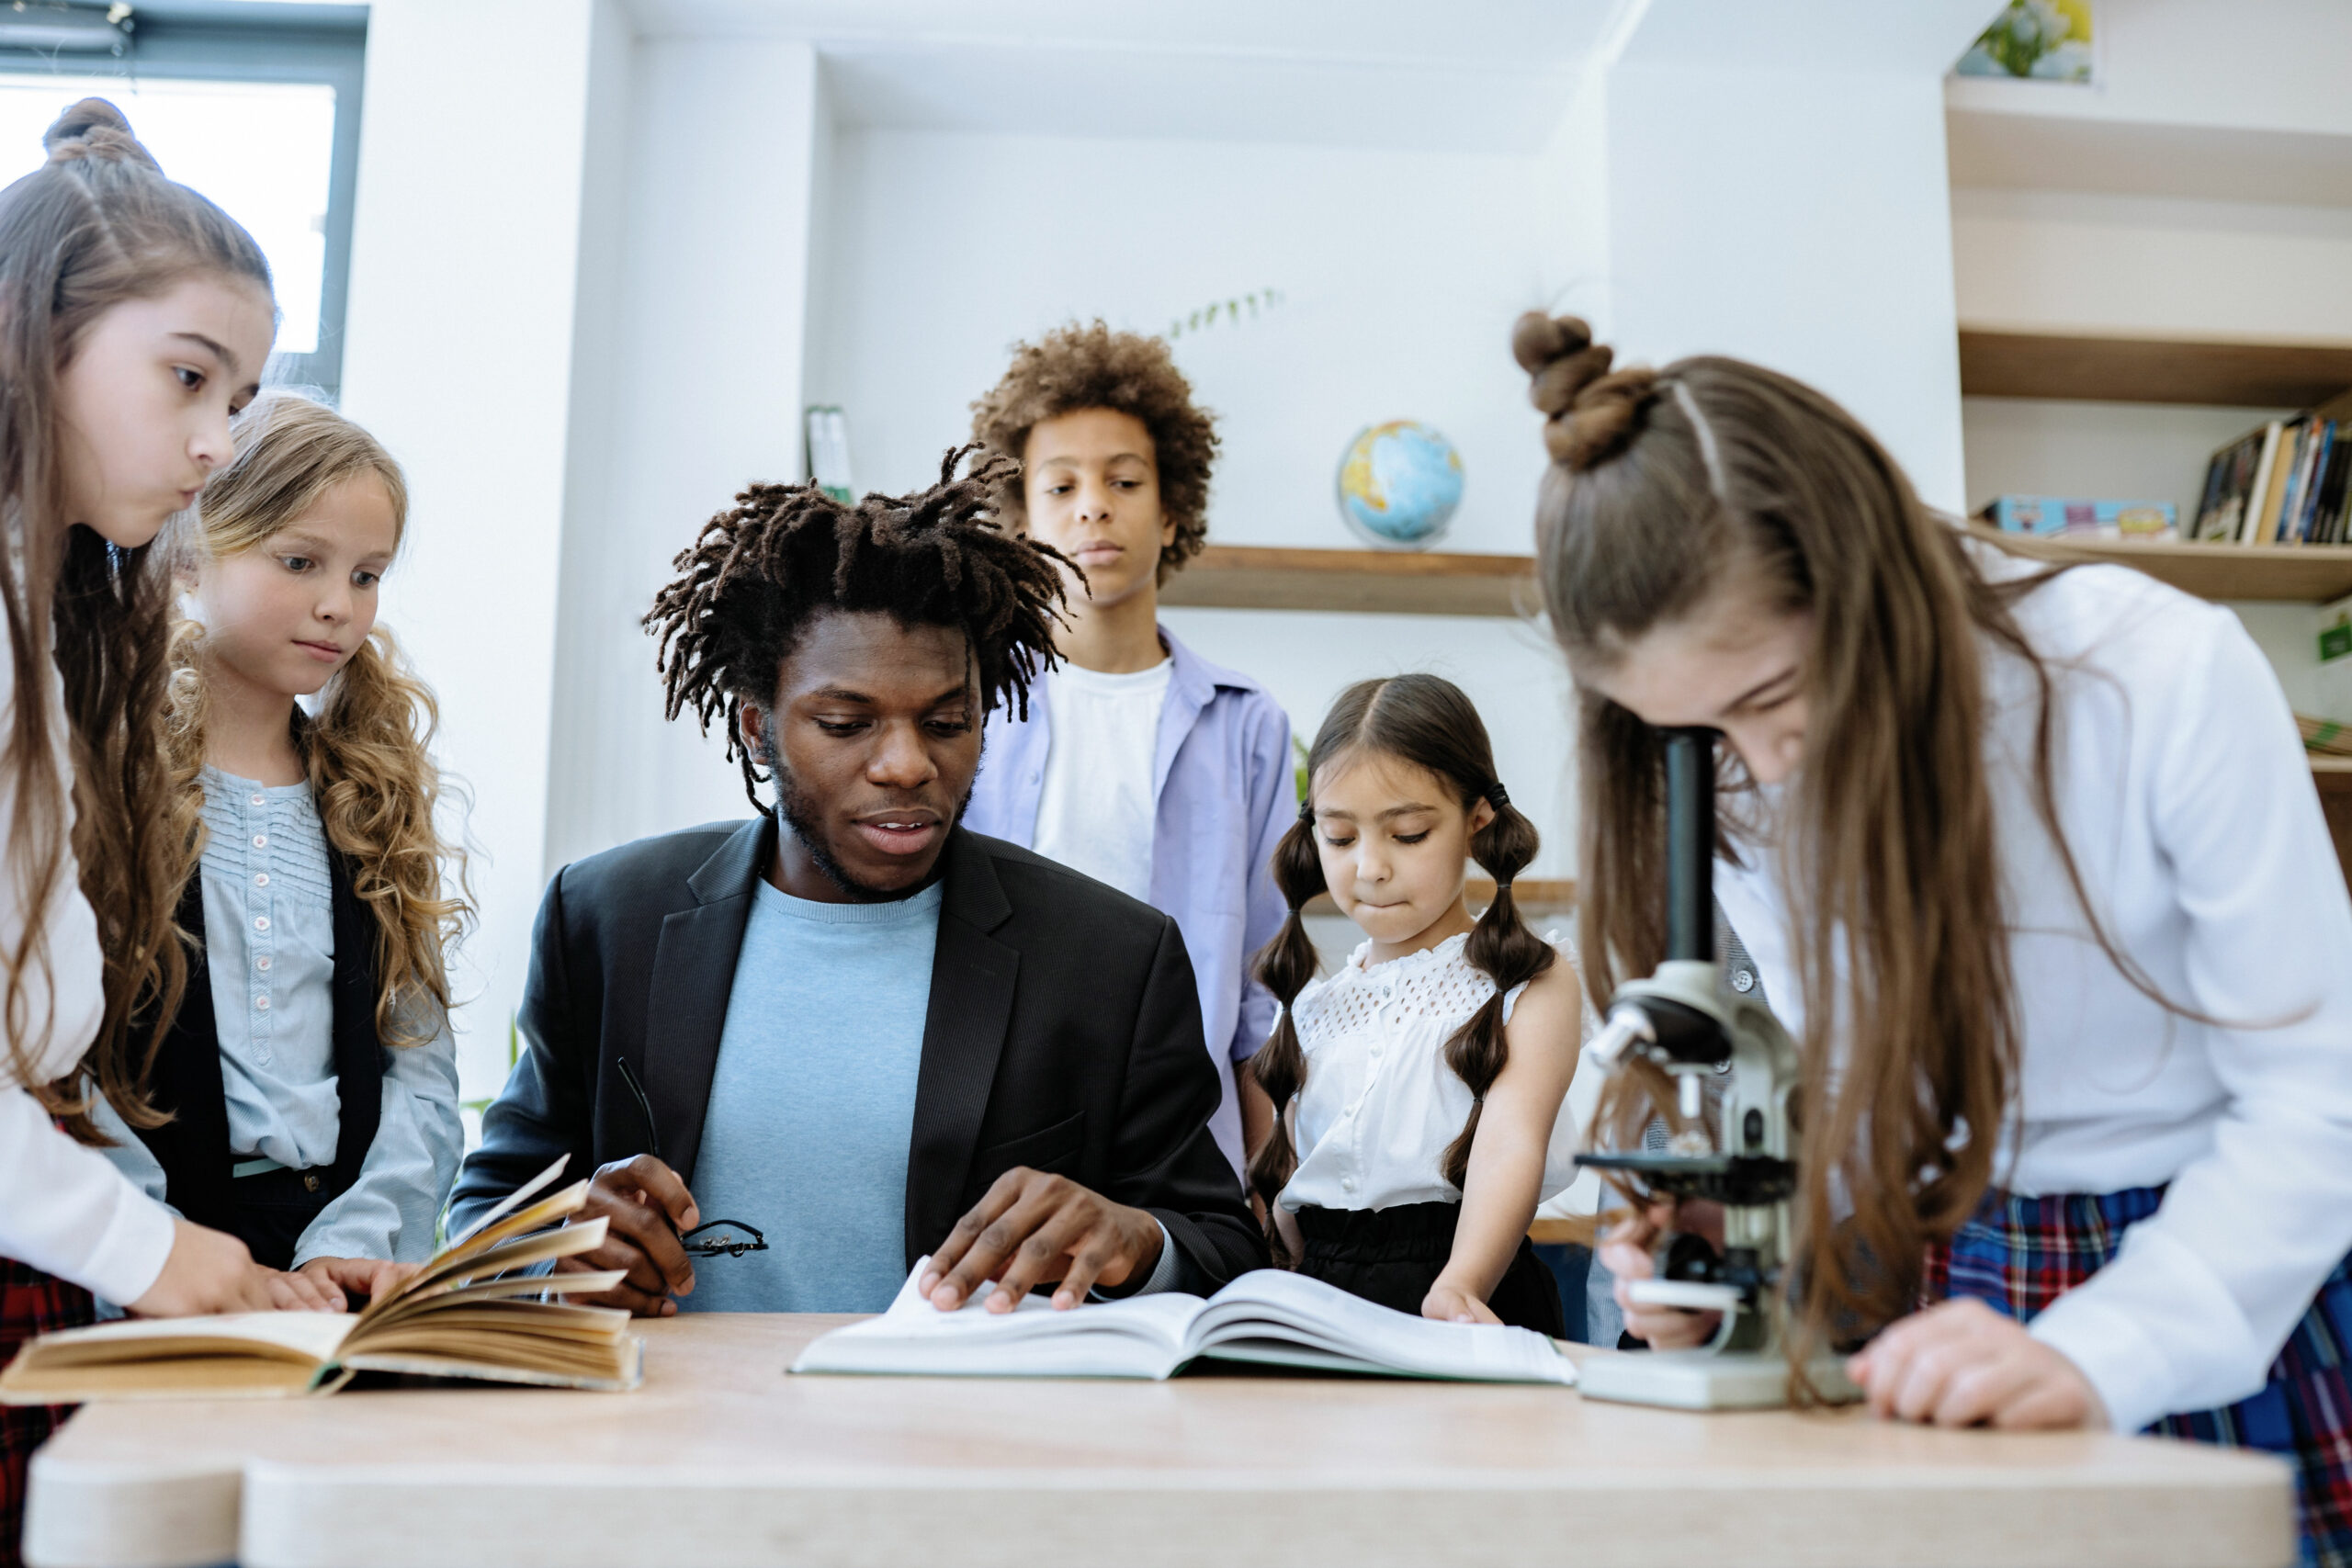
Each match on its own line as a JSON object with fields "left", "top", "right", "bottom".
{"left": 1577, "top": 1348, "right": 1860, "bottom": 1411}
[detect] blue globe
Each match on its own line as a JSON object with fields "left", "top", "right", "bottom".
{"left": 1336, "top": 421, "right": 1464, "bottom": 549}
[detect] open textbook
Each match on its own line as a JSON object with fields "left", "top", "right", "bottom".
{"left": 0, "top": 1160, "right": 640, "bottom": 1402}
{"left": 792, "top": 1258, "right": 1578, "bottom": 1384}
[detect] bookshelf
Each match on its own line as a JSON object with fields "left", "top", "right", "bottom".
{"left": 1965, "top": 525, "right": 2352, "bottom": 604}
{"left": 1958, "top": 325, "right": 2352, "bottom": 604}
{"left": 1159, "top": 544, "right": 1536, "bottom": 617}
{"left": 2315, "top": 758, "right": 2352, "bottom": 894}
{"left": 1959, "top": 327, "right": 2352, "bottom": 410}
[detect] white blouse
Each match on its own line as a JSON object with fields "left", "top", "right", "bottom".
{"left": 1714, "top": 541, "right": 2352, "bottom": 1435}
{"left": 0, "top": 637, "right": 175, "bottom": 1305}
{"left": 1277, "top": 931, "right": 1581, "bottom": 1214}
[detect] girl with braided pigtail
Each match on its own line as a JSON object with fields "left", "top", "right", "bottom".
{"left": 1250, "top": 673, "right": 1582, "bottom": 1332}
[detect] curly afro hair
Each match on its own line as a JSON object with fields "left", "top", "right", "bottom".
{"left": 968, "top": 320, "right": 1219, "bottom": 584}
{"left": 643, "top": 446, "right": 1070, "bottom": 807}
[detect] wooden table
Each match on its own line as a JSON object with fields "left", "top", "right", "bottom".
{"left": 26, "top": 1314, "right": 2294, "bottom": 1568}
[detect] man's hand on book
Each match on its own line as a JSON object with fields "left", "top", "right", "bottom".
{"left": 919, "top": 1168, "right": 1165, "bottom": 1313}
{"left": 555, "top": 1155, "right": 702, "bottom": 1316}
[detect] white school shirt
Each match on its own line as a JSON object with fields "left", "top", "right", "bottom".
{"left": 0, "top": 638, "right": 175, "bottom": 1306}
{"left": 1028, "top": 658, "right": 1171, "bottom": 904}
{"left": 1277, "top": 931, "right": 1581, "bottom": 1214}
{"left": 1713, "top": 541, "right": 2352, "bottom": 1435}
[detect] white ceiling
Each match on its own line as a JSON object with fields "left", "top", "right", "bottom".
{"left": 620, "top": 0, "right": 1623, "bottom": 152}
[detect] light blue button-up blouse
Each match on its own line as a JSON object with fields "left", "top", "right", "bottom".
{"left": 92, "top": 768, "right": 460, "bottom": 1267}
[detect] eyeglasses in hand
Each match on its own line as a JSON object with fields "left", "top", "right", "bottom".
{"left": 680, "top": 1219, "right": 767, "bottom": 1258}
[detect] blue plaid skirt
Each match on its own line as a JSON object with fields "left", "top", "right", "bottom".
{"left": 1927, "top": 1186, "right": 2352, "bottom": 1568}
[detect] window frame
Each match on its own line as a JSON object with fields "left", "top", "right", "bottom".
{"left": 0, "top": 10, "right": 367, "bottom": 394}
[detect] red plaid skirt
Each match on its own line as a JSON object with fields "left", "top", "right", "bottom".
{"left": 0, "top": 1258, "right": 92, "bottom": 1568}
{"left": 1926, "top": 1186, "right": 2352, "bottom": 1568}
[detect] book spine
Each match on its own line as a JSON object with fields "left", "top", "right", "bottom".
{"left": 2242, "top": 422, "right": 2285, "bottom": 546}
{"left": 2318, "top": 432, "right": 2352, "bottom": 545}
{"left": 2193, "top": 444, "right": 2231, "bottom": 540}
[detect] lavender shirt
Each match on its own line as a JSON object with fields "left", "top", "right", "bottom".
{"left": 966, "top": 626, "right": 1294, "bottom": 1179}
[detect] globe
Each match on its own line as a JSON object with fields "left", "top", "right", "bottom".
{"left": 1336, "top": 421, "right": 1464, "bottom": 549}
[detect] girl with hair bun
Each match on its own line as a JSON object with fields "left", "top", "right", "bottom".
{"left": 1250, "top": 673, "right": 1582, "bottom": 1331}
{"left": 0, "top": 97, "right": 330, "bottom": 1559}
{"left": 1511, "top": 311, "right": 2352, "bottom": 1564}
{"left": 89, "top": 389, "right": 469, "bottom": 1297}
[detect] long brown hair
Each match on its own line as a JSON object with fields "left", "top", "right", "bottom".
{"left": 1509, "top": 311, "right": 2126, "bottom": 1356}
{"left": 1248, "top": 673, "right": 1553, "bottom": 1261}
{"left": 163, "top": 391, "right": 469, "bottom": 1049}
{"left": 0, "top": 98, "right": 271, "bottom": 1138}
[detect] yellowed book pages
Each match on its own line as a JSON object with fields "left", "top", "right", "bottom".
{"left": 0, "top": 1159, "right": 643, "bottom": 1403}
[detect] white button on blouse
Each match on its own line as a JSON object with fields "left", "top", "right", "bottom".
{"left": 1276, "top": 931, "right": 1581, "bottom": 1215}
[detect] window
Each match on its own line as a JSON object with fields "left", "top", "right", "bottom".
{"left": 0, "top": 5, "right": 365, "bottom": 393}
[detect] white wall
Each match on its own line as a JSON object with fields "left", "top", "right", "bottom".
{"left": 809, "top": 127, "right": 1555, "bottom": 555}
{"left": 1954, "top": 188, "right": 2352, "bottom": 343}
{"left": 542, "top": 36, "right": 825, "bottom": 872}
{"left": 1601, "top": 61, "right": 1968, "bottom": 512}
{"left": 807, "top": 124, "right": 1586, "bottom": 874}
{"left": 341, "top": 0, "right": 610, "bottom": 1099}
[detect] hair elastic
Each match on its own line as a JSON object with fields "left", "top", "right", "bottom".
{"left": 1297, "top": 798, "right": 1316, "bottom": 825}
{"left": 1484, "top": 781, "right": 1511, "bottom": 810}
{"left": 1669, "top": 378, "right": 1730, "bottom": 504}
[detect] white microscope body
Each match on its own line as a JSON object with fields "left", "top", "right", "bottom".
{"left": 1573, "top": 728, "right": 1858, "bottom": 1411}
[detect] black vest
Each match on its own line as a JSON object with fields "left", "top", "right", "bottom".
{"left": 133, "top": 845, "right": 385, "bottom": 1233}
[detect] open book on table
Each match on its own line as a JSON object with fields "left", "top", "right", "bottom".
{"left": 792, "top": 1258, "right": 1578, "bottom": 1384}
{"left": 0, "top": 1159, "right": 640, "bottom": 1402}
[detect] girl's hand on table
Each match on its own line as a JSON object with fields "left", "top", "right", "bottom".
{"left": 296, "top": 1256, "right": 421, "bottom": 1310}
{"left": 264, "top": 1267, "right": 343, "bottom": 1312}
{"left": 129, "top": 1218, "right": 287, "bottom": 1315}
{"left": 1600, "top": 1198, "right": 1724, "bottom": 1349}
{"left": 1422, "top": 1278, "right": 1501, "bottom": 1325}
{"left": 1848, "top": 1297, "right": 2108, "bottom": 1430}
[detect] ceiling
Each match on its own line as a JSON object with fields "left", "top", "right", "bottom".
{"left": 621, "top": 0, "right": 1623, "bottom": 152}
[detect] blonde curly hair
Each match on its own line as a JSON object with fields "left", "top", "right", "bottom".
{"left": 163, "top": 391, "right": 469, "bottom": 1050}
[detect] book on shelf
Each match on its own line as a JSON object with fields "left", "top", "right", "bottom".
{"left": 790, "top": 1258, "right": 1578, "bottom": 1384}
{"left": 2197, "top": 416, "right": 2352, "bottom": 547}
{"left": 0, "top": 1160, "right": 640, "bottom": 1403}
{"left": 1977, "top": 495, "right": 2176, "bottom": 540}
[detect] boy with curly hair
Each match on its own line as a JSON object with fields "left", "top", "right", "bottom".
{"left": 965, "top": 321, "right": 1293, "bottom": 1183}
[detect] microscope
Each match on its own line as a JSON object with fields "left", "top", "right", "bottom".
{"left": 1572, "top": 728, "right": 1858, "bottom": 1411}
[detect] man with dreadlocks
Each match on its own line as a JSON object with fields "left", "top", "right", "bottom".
{"left": 448, "top": 451, "right": 1265, "bottom": 1315}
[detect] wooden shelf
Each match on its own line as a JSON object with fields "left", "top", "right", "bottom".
{"left": 1967, "top": 525, "right": 2352, "bottom": 604}
{"left": 1958, "top": 326, "right": 2352, "bottom": 409}
{"left": 1161, "top": 544, "right": 1536, "bottom": 617}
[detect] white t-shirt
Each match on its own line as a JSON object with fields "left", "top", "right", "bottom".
{"left": 1277, "top": 931, "right": 1581, "bottom": 1215}
{"left": 1715, "top": 541, "right": 2352, "bottom": 1434}
{"left": 0, "top": 636, "right": 175, "bottom": 1304}
{"left": 1029, "top": 658, "right": 1171, "bottom": 904}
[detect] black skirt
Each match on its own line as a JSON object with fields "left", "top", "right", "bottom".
{"left": 230, "top": 1165, "right": 338, "bottom": 1271}
{"left": 1294, "top": 1201, "right": 1566, "bottom": 1337}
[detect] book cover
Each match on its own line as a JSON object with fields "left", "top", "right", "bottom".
{"left": 2241, "top": 420, "right": 2291, "bottom": 546}
{"left": 1976, "top": 496, "right": 2176, "bottom": 540}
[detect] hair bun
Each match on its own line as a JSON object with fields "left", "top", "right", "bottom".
{"left": 42, "top": 97, "right": 160, "bottom": 173}
{"left": 1510, "top": 311, "right": 1657, "bottom": 473}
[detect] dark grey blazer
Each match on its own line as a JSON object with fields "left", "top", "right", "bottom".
{"left": 447, "top": 818, "right": 1266, "bottom": 1288}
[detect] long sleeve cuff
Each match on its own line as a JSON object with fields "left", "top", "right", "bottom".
{"left": 1091, "top": 1216, "right": 1191, "bottom": 1300}
{"left": 0, "top": 1088, "right": 176, "bottom": 1307}
{"left": 2027, "top": 1222, "right": 2264, "bottom": 1436}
